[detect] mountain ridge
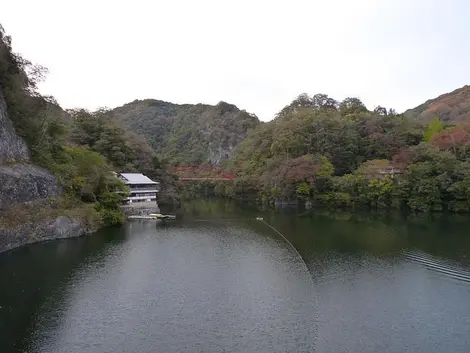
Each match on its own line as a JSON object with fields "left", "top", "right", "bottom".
{"left": 405, "top": 85, "right": 470, "bottom": 123}
{"left": 107, "top": 84, "right": 470, "bottom": 168}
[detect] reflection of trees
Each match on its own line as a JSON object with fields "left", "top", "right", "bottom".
{"left": 262, "top": 208, "right": 470, "bottom": 267}
{"left": 178, "top": 199, "right": 258, "bottom": 220}
{"left": 179, "top": 199, "right": 470, "bottom": 268}
{"left": 0, "top": 228, "right": 123, "bottom": 352}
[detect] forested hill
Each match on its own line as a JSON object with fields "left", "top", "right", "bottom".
{"left": 107, "top": 99, "right": 260, "bottom": 165}
{"left": 405, "top": 85, "right": 470, "bottom": 123}
{"left": 230, "top": 93, "right": 423, "bottom": 179}
{"left": 219, "top": 93, "right": 470, "bottom": 212}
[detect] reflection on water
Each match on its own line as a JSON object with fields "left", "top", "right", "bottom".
{"left": 1, "top": 199, "right": 470, "bottom": 353}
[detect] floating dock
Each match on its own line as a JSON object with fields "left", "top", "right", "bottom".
{"left": 128, "top": 214, "right": 176, "bottom": 220}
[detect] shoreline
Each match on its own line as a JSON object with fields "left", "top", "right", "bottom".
{"left": 0, "top": 201, "right": 162, "bottom": 254}
{"left": 0, "top": 216, "right": 96, "bottom": 254}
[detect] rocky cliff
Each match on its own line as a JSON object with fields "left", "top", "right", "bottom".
{"left": 0, "top": 92, "right": 92, "bottom": 252}
{"left": 0, "top": 90, "right": 30, "bottom": 164}
{"left": 0, "top": 164, "right": 61, "bottom": 209}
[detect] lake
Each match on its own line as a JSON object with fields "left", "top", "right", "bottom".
{"left": 1, "top": 199, "right": 470, "bottom": 353}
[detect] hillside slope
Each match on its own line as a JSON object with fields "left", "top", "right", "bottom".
{"left": 108, "top": 99, "right": 260, "bottom": 165}
{"left": 405, "top": 85, "right": 470, "bottom": 123}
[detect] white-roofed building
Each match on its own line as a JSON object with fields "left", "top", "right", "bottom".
{"left": 117, "top": 173, "right": 159, "bottom": 204}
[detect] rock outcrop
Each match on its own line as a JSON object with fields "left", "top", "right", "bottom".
{"left": 0, "top": 91, "right": 30, "bottom": 164}
{"left": 0, "top": 164, "right": 61, "bottom": 209}
{"left": 0, "top": 216, "right": 92, "bottom": 253}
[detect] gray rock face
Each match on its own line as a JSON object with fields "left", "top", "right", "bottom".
{"left": 0, "top": 216, "right": 92, "bottom": 253}
{"left": 0, "top": 92, "right": 30, "bottom": 164}
{"left": 208, "top": 144, "right": 234, "bottom": 165}
{"left": 0, "top": 164, "right": 62, "bottom": 209}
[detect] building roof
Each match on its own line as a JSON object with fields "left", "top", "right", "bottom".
{"left": 119, "top": 173, "right": 159, "bottom": 185}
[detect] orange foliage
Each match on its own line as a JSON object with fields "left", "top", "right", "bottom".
{"left": 392, "top": 148, "right": 412, "bottom": 168}
{"left": 431, "top": 124, "right": 470, "bottom": 151}
{"left": 275, "top": 156, "right": 320, "bottom": 183}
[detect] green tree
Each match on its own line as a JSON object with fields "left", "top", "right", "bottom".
{"left": 339, "top": 97, "right": 368, "bottom": 117}
{"left": 396, "top": 143, "right": 470, "bottom": 212}
{"left": 423, "top": 117, "right": 444, "bottom": 142}
{"left": 295, "top": 182, "right": 310, "bottom": 199}
{"left": 52, "top": 146, "right": 128, "bottom": 224}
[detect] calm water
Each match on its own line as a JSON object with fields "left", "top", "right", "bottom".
{"left": 1, "top": 200, "right": 470, "bottom": 353}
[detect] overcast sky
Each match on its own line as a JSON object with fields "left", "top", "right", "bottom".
{"left": 2, "top": 0, "right": 470, "bottom": 121}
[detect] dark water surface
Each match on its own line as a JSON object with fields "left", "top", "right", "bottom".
{"left": 1, "top": 200, "right": 470, "bottom": 353}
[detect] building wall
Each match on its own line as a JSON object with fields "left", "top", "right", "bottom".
{"left": 119, "top": 178, "right": 159, "bottom": 204}
{"left": 126, "top": 186, "right": 157, "bottom": 204}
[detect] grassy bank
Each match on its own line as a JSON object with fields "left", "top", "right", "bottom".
{"left": 0, "top": 198, "right": 102, "bottom": 229}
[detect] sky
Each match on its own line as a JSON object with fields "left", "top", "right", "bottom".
{"left": 2, "top": 0, "right": 470, "bottom": 121}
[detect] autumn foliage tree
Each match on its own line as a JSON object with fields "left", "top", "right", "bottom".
{"left": 431, "top": 123, "right": 470, "bottom": 156}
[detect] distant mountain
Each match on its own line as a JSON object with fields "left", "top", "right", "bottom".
{"left": 405, "top": 85, "right": 470, "bottom": 123}
{"left": 107, "top": 99, "right": 260, "bottom": 165}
